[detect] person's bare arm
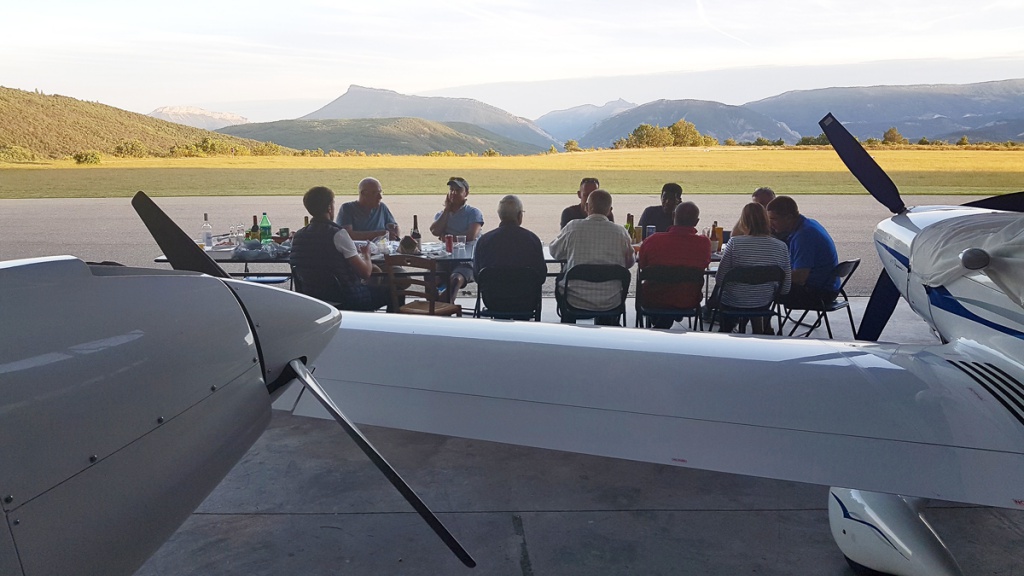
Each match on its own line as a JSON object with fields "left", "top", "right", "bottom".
{"left": 429, "top": 210, "right": 449, "bottom": 238}
{"left": 791, "top": 268, "right": 810, "bottom": 286}
{"left": 466, "top": 222, "right": 482, "bottom": 241}
{"left": 346, "top": 243, "right": 375, "bottom": 280}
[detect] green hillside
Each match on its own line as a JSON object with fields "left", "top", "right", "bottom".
{"left": 0, "top": 86, "right": 269, "bottom": 159}
{"left": 217, "top": 117, "right": 546, "bottom": 155}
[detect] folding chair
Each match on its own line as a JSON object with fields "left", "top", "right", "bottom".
{"left": 290, "top": 264, "right": 344, "bottom": 308}
{"left": 556, "top": 264, "right": 631, "bottom": 326}
{"left": 384, "top": 254, "right": 462, "bottom": 317}
{"left": 635, "top": 266, "right": 705, "bottom": 330}
{"left": 474, "top": 266, "right": 544, "bottom": 321}
{"left": 708, "top": 265, "right": 786, "bottom": 334}
{"left": 781, "top": 259, "right": 860, "bottom": 339}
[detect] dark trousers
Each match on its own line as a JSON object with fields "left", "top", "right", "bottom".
{"left": 779, "top": 284, "right": 838, "bottom": 309}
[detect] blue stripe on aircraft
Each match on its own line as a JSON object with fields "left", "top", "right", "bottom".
{"left": 830, "top": 492, "right": 905, "bottom": 558}
{"left": 877, "top": 241, "right": 910, "bottom": 268}
{"left": 927, "top": 286, "right": 1024, "bottom": 339}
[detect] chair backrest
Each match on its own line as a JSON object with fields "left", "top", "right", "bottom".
{"left": 476, "top": 266, "right": 544, "bottom": 319}
{"left": 715, "top": 265, "right": 786, "bottom": 308}
{"left": 290, "top": 264, "right": 343, "bottom": 304}
{"left": 562, "top": 264, "right": 631, "bottom": 314}
{"left": 636, "top": 265, "right": 705, "bottom": 311}
{"left": 384, "top": 254, "right": 444, "bottom": 312}
{"left": 833, "top": 259, "right": 861, "bottom": 295}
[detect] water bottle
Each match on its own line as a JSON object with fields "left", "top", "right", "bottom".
{"left": 202, "top": 213, "right": 213, "bottom": 248}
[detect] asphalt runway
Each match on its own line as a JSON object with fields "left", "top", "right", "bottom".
{"left": 0, "top": 193, "right": 986, "bottom": 296}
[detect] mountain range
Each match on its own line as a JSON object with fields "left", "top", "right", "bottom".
{"left": 148, "top": 106, "right": 249, "bottom": 131}
{"left": 200, "top": 80, "right": 1024, "bottom": 150}
{"left": 300, "top": 85, "right": 559, "bottom": 149}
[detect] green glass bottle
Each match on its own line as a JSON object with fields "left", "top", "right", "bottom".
{"left": 259, "top": 212, "right": 272, "bottom": 244}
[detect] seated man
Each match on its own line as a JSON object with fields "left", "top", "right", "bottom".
{"left": 767, "top": 195, "right": 839, "bottom": 308}
{"left": 637, "top": 183, "right": 683, "bottom": 234}
{"left": 752, "top": 186, "right": 776, "bottom": 207}
{"left": 429, "top": 176, "right": 484, "bottom": 301}
{"left": 473, "top": 195, "right": 546, "bottom": 278}
{"left": 560, "top": 177, "right": 613, "bottom": 228}
{"left": 550, "top": 189, "right": 635, "bottom": 325}
{"left": 638, "top": 201, "right": 711, "bottom": 328}
{"left": 335, "top": 177, "right": 400, "bottom": 241}
{"left": 290, "top": 186, "right": 389, "bottom": 311}
{"left": 473, "top": 195, "right": 546, "bottom": 314}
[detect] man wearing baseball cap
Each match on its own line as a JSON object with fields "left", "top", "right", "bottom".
{"left": 430, "top": 176, "right": 485, "bottom": 301}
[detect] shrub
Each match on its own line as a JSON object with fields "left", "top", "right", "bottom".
{"left": 564, "top": 139, "right": 582, "bottom": 152}
{"left": 723, "top": 138, "right": 737, "bottom": 146}
{"left": 251, "top": 142, "right": 283, "bottom": 156}
{"left": 169, "top": 144, "right": 201, "bottom": 157}
{"left": 0, "top": 144, "right": 38, "bottom": 163}
{"left": 72, "top": 150, "right": 102, "bottom": 164}
{"left": 113, "top": 139, "right": 148, "bottom": 158}
{"left": 483, "top": 148, "right": 500, "bottom": 157}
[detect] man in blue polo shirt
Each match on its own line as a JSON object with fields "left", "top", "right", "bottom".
{"left": 335, "top": 177, "right": 400, "bottom": 240}
{"left": 767, "top": 195, "right": 839, "bottom": 308}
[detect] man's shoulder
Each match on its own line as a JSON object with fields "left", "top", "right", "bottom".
{"left": 795, "top": 217, "right": 835, "bottom": 243}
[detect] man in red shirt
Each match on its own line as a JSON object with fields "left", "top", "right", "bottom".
{"left": 638, "top": 202, "right": 711, "bottom": 328}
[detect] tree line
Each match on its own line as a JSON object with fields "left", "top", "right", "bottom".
{"left": 556, "top": 120, "right": 1023, "bottom": 152}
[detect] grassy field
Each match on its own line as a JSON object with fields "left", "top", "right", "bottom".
{"left": 2, "top": 147, "right": 1022, "bottom": 199}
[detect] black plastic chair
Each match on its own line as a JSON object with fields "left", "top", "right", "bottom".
{"left": 781, "top": 259, "right": 860, "bottom": 339}
{"left": 290, "top": 264, "right": 345, "bottom": 308}
{"left": 556, "top": 264, "right": 631, "bottom": 326}
{"left": 474, "top": 266, "right": 545, "bottom": 321}
{"left": 635, "top": 266, "right": 705, "bottom": 330}
{"left": 708, "top": 265, "right": 786, "bottom": 334}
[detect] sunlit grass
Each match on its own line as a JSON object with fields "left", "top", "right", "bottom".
{"left": 2, "top": 148, "right": 1021, "bottom": 199}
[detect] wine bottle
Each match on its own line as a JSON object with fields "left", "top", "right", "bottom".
{"left": 259, "top": 212, "right": 272, "bottom": 244}
{"left": 410, "top": 215, "right": 421, "bottom": 250}
{"left": 624, "top": 213, "right": 635, "bottom": 242}
{"left": 201, "top": 212, "right": 213, "bottom": 248}
{"left": 304, "top": 215, "right": 310, "bottom": 227}
{"left": 249, "top": 215, "right": 259, "bottom": 241}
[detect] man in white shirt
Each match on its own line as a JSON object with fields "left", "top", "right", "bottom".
{"left": 549, "top": 189, "right": 635, "bottom": 325}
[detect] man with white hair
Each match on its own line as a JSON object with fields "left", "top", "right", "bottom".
{"left": 473, "top": 195, "right": 546, "bottom": 279}
{"left": 335, "top": 177, "right": 400, "bottom": 240}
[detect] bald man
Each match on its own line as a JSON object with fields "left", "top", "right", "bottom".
{"left": 335, "top": 177, "right": 400, "bottom": 240}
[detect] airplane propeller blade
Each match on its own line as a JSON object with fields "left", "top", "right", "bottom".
{"left": 288, "top": 359, "right": 477, "bottom": 568}
{"left": 962, "top": 190, "right": 1024, "bottom": 213}
{"left": 819, "top": 113, "right": 906, "bottom": 214}
{"left": 855, "top": 269, "right": 901, "bottom": 341}
{"left": 131, "top": 191, "right": 230, "bottom": 278}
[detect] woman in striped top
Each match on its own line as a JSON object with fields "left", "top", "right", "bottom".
{"left": 714, "top": 203, "right": 792, "bottom": 334}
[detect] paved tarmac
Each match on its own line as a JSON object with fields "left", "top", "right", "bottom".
{"left": 5, "top": 195, "right": 1022, "bottom": 575}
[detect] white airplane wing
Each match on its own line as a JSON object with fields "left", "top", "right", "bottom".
{"left": 296, "top": 313, "right": 1024, "bottom": 512}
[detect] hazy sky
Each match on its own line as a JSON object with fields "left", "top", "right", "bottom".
{"left": 4, "top": 0, "right": 1023, "bottom": 121}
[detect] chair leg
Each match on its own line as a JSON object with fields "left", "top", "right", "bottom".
{"left": 822, "top": 311, "right": 834, "bottom": 339}
{"left": 787, "top": 310, "right": 810, "bottom": 336}
{"left": 846, "top": 304, "right": 856, "bottom": 339}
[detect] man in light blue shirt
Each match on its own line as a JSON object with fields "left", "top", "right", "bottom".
{"left": 429, "top": 176, "right": 485, "bottom": 301}
{"left": 335, "top": 177, "right": 400, "bottom": 241}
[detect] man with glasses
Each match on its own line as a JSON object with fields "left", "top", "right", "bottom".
{"left": 637, "top": 183, "right": 683, "bottom": 233}
{"left": 560, "top": 177, "right": 614, "bottom": 228}
{"left": 430, "top": 176, "right": 485, "bottom": 302}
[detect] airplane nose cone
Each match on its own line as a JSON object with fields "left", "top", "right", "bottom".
{"left": 223, "top": 280, "right": 341, "bottom": 390}
{"left": 959, "top": 248, "right": 990, "bottom": 270}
